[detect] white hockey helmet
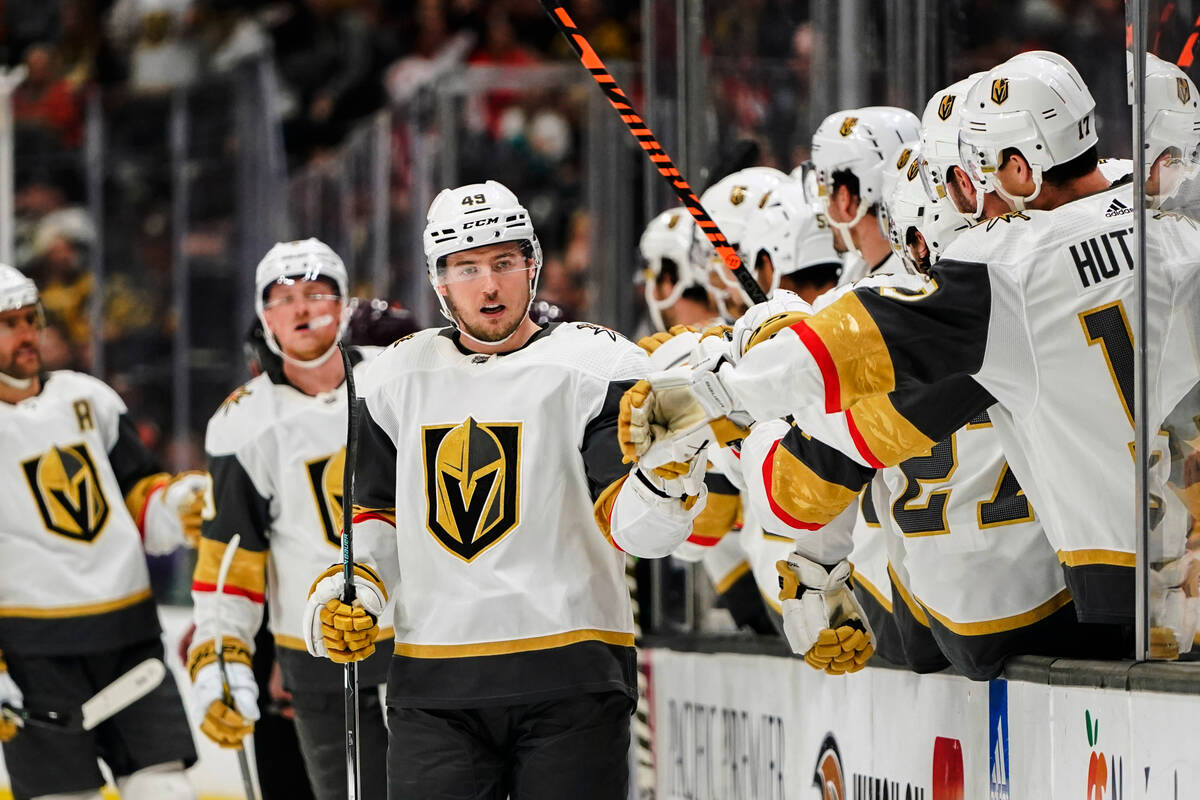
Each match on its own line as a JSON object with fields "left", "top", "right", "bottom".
{"left": 693, "top": 166, "right": 788, "bottom": 308}
{"left": 1133, "top": 52, "right": 1200, "bottom": 205}
{"left": 920, "top": 73, "right": 986, "bottom": 221}
{"left": 958, "top": 51, "right": 1097, "bottom": 210}
{"left": 254, "top": 238, "right": 351, "bottom": 367}
{"left": 740, "top": 181, "right": 840, "bottom": 296}
{"left": 423, "top": 180, "right": 543, "bottom": 341}
{"left": 0, "top": 263, "right": 39, "bottom": 314}
{"left": 639, "top": 207, "right": 706, "bottom": 332}
{"left": 810, "top": 106, "right": 921, "bottom": 247}
{"left": 885, "top": 143, "right": 969, "bottom": 272}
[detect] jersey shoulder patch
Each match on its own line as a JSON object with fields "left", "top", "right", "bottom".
{"left": 206, "top": 373, "right": 275, "bottom": 455}
{"left": 544, "top": 320, "right": 647, "bottom": 381}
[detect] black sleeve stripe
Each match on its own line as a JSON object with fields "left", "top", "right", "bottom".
{"left": 887, "top": 376, "right": 995, "bottom": 446}
{"left": 108, "top": 413, "right": 163, "bottom": 497}
{"left": 855, "top": 258, "right": 993, "bottom": 387}
{"left": 354, "top": 399, "right": 398, "bottom": 512}
{"left": 204, "top": 453, "right": 271, "bottom": 551}
{"left": 581, "top": 379, "right": 638, "bottom": 503}
{"left": 779, "top": 425, "right": 875, "bottom": 493}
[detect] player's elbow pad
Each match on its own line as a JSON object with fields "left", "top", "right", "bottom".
{"left": 610, "top": 472, "right": 707, "bottom": 558}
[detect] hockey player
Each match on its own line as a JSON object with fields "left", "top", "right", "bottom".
{"left": 738, "top": 180, "right": 842, "bottom": 302}
{"left": 188, "top": 239, "right": 391, "bottom": 799}
{"left": 302, "top": 181, "right": 706, "bottom": 799}
{"left": 623, "top": 52, "right": 1200, "bottom": 641}
{"left": 810, "top": 106, "right": 921, "bottom": 283}
{"left": 639, "top": 208, "right": 721, "bottom": 332}
{"left": 0, "top": 263, "right": 200, "bottom": 799}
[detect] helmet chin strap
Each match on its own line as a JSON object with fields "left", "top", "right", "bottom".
{"left": 993, "top": 167, "right": 1042, "bottom": 212}
{"left": 439, "top": 273, "right": 541, "bottom": 348}
{"left": 262, "top": 304, "right": 349, "bottom": 369}
{"left": 0, "top": 370, "right": 34, "bottom": 389}
{"left": 824, "top": 198, "right": 870, "bottom": 257}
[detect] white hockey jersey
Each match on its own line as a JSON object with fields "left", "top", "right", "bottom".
{"left": 191, "top": 348, "right": 394, "bottom": 691}
{"left": 0, "top": 371, "right": 165, "bottom": 655}
{"left": 352, "top": 322, "right": 670, "bottom": 707}
{"left": 723, "top": 178, "right": 1200, "bottom": 624}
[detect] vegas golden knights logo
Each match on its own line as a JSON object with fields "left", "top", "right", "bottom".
{"left": 991, "top": 78, "right": 1009, "bottom": 105}
{"left": 306, "top": 448, "right": 345, "bottom": 547}
{"left": 895, "top": 147, "right": 912, "bottom": 170}
{"left": 1178, "top": 77, "right": 1192, "bottom": 105}
{"left": 907, "top": 158, "right": 921, "bottom": 181}
{"left": 838, "top": 116, "right": 858, "bottom": 137}
{"left": 422, "top": 418, "right": 521, "bottom": 562}
{"left": 938, "top": 93, "right": 956, "bottom": 121}
{"left": 729, "top": 185, "right": 747, "bottom": 206}
{"left": 22, "top": 443, "right": 110, "bottom": 542}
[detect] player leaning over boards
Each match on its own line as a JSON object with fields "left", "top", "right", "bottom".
{"left": 187, "top": 239, "right": 391, "bottom": 799}
{"left": 0, "top": 264, "right": 201, "bottom": 800}
{"left": 302, "top": 180, "right": 708, "bottom": 799}
{"left": 624, "top": 52, "right": 1200, "bottom": 649}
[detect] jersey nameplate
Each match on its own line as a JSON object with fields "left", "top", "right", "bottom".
{"left": 1069, "top": 227, "right": 1133, "bottom": 290}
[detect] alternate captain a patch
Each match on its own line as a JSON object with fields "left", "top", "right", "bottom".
{"left": 22, "top": 443, "right": 110, "bottom": 542}
{"left": 422, "top": 418, "right": 521, "bottom": 562}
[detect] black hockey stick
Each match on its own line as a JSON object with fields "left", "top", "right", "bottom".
{"left": 540, "top": 0, "right": 768, "bottom": 306}
{"left": 338, "top": 341, "right": 362, "bottom": 800}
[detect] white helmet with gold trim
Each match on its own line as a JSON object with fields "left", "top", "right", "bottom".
{"left": 639, "top": 207, "right": 704, "bottom": 332}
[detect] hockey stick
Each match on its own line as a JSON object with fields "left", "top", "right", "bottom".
{"left": 337, "top": 341, "right": 362, "bottom": 800}
{"left": 540, "top": 1, "right": 768, "bottom": 306}
{"left": 1, "top": 657, "right": 165, "bottom": 732}
{"left": 215, "top": 532, "right": 259, "bottom": 800}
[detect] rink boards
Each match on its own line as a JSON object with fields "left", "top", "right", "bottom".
{"left": 644, "top": 647, "right": 1199, "bottom": 800}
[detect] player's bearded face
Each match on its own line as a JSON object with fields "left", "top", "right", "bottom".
{"left": 0, "top": 306, "right": 42, "bottom": 379}
{"left": 262, "top": 278, "right": 342, "bottom": 361}
{"left": 440, "top": 243, "right": 534, "bottom": 342}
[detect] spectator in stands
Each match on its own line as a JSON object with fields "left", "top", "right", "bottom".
{"left": 12, "top": 43, "right": 82, "bottom": 149}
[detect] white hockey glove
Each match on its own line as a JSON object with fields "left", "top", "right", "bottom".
{"left": 730, "top": 290, "right": 813, "bottom": 362}
{"left": 187, "top": 639, "right": 258, "bottom": 748}
{"left": 777, "top": 554, "right": 875, "bottom": 674}
{"left": 1150, "top": 555, "right": 1199, "bottom": 659}
{"left": 0, "top": 650, "right": 22, "bottom": 742}
{"left": 143, "top": 471, "right": 210, "bottom": 554}
{"left": 618, "top": 366, "right": 752, "bottom": 469}
{"left": 304, "top": 563, "right": 388, "bottom": 664}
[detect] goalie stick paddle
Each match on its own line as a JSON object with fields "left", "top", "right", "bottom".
{"left": 215, "top": 532, "right": 260, "bottom": 800}
{"left": 540, "top": 0, "right": 768, "bottom": 306}
{"left": 338, "top": 341, "right": 363, "bottom": 800}
{"left": 1, "top": 657, "right": 166, "bottom": 732}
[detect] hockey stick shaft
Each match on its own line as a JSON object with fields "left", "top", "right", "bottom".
{"left": 540, "top": 1, "right": 768, "bottom": 305}
{"left": 338, "top": 341, "right": 362, "bottom": 800}
{"left": 215, "top": 533, "right": 259, "bottom": 800}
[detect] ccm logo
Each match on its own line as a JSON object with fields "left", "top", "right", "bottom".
{"left": 462, "top": 217, "right": 498, "bottom": 229}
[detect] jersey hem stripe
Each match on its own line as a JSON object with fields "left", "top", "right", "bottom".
{"left": 1056, "top": 549, "right": 1137, "bottom": 567}
{"left": 0, "top": 588, "right": 153, "bottom": 619}
{"left": 850, "top": 567, "right": 893, "bottom": 614}
{"left": 713, "top": 561, "right": 751, "bottom": 595}
{"left": 393, "top": 628, "right": 636, "bottom": 658}
{"left": 887, "top": 564, "right": 931, "bottom": 627}
{"left": 921, "top": 588, "right": 1074, "bottom": 635}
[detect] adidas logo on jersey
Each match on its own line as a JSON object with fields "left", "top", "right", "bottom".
{"left": 1105, "top": 198, "right": 1133, "bottom": 217}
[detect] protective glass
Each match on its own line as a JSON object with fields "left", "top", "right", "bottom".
{"left": 262, "top": 292, "right": 343, "bottom": 311}
{"left": 0, "top": 304, "right": 46, "bottom": 337}
{"left": 435, "top": 251, "right": 535, "bottom": 286}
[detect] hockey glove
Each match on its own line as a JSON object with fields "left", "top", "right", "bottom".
{"left": 304, "top": 563, "right": 388, "bottom": 663}
{"left": 636, "top": 324, "right": 699, "bottom": 356}
{"left": 0, "top": 650, "right": 22, "bottom": 742}
{"left": 730, "top": 290, "right": 812, "bottom": 361}
{"left": 777, "top": 554, "right": 875, "bottom": 674}
{"left": 187, "top": 639, "right": 258, "bottom": 748}
{"left": 1150, "top": 555, "right": 1199, "bottom": 659}
{"left": 618, "top": 367, "right": 751, "bottom": 467}
{"left": 144, "top": 471, "right": 210, "bottom": 553}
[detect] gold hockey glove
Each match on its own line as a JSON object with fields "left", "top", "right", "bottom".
{"left": 304, "top": 563, "right": 388, "bottom": 663}
{"left": 777, "top": 555, "right": 875, "bottom": 675}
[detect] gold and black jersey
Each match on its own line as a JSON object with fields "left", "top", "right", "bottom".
{"left": 354, "top": 322, "right": 648, "bottom": 708}
{"left": 0, "top": 371, "right": 164, "bottom": 655}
